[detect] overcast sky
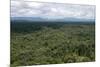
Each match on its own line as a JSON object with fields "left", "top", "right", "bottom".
{"left": 11, "top": 0, "right": 95, "bottom": 20}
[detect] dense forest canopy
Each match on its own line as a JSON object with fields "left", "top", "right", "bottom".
{"left": 11, "top": 21, "right": 95, "bottom": 66}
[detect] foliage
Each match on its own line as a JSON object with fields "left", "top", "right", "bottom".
{"left": 11, "top": 22, "right": 95, "bottom": 66}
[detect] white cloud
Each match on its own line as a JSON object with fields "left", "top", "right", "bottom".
{"left": 11, "top": 0, "right": 95, "bottom": 20}
{"left": 26, "top": 2, "right": 42, "bottom": 7}
{"left": 24, "top": 0, "right": 95, "bottom": 5}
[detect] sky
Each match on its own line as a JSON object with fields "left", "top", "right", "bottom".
{"left": 11, "top": 0, "right": 95, "bottom": 20}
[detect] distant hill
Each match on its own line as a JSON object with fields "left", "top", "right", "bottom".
{"left": 11, "top": 17, "right": 95, "bottom": 23}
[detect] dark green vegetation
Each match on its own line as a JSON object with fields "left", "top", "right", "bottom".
{"left": 11, "top": 21, "right": 95, "bottom": 66}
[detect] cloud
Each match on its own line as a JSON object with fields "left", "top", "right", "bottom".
{"left": 11, "top": 0, "right": 95, "bottom": 20}
{"left": 14, "top": 0, "right": 95, "bottom": 5}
